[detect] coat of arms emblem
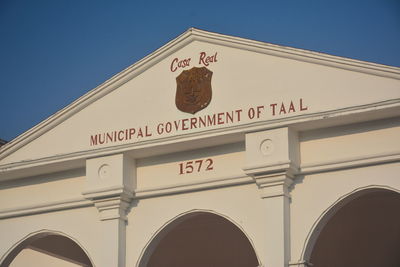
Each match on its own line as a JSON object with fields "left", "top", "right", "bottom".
{"left": 175, "top": 67, "right": 213, "bottom": 114}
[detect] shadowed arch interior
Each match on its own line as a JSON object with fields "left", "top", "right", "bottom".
{"left": 1, "top": 233, "right": 92, "bottom": 267}
{"left": 309, "top": 189, "right": 400, "bottom": 267}
{"left": 141, "top": 212, "right": 259, "bottom": 267}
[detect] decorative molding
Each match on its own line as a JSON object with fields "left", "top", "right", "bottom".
{"left": 83, "top": 187, "right": 133, "bottom": 221}
{"left": 0, "top": 197, "right": 92, "bottom": 219}
{"left": 135, "top": 173, "right": 252, "bottom": 199}
{"left": 300, "top": 150, "right": 400, "bottom": 174}
{"left": 243, "top": 161, "right": 298, "bottom": 178}
{"left": 243, "top": 161, "right": 298, "bottom": 199}
{"left": 0, "top": 174, "right": 250, "bottom": 220}
{"left": 1, "top": 151, "right": 399, "bottom": 219}
{"left": 115, "top": 146, "right": 400, "bottom": 202}
{"left": 244, "top": 165, "right": 297, "bottom": 199}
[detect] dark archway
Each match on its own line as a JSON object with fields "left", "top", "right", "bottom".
{"left": 308, "top": 189, "right": 400, "bottom": 267}
{"left": 1, "top": 231, "right": 93, "bottom": 267}
{"left": 140, "top": 211, "right": 259, "bottom": 267}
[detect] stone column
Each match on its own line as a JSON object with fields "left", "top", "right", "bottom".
{"left": 83, "top": 153, "right": 135, "bottom": 267}
{"left": 243, "top": 127, "right": 299, "bottom": 267}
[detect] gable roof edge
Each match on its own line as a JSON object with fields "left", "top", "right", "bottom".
{"left": 1, "top": 28, "right": 399, "bottom": 161}
{"left": 191, "top": 29, "right": 400, "bottom": 79}
{"left": 0, "top": 29, "right": 196, "bottom": 161}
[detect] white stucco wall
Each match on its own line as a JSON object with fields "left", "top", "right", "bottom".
{"left": 0, "top": 29, "right": 399, "bottom": 267}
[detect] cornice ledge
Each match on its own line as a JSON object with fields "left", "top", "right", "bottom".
{"left": 82, "top": 186, "right": 133, "bottom": 200}
{"left": 1, "top": 98, "right": 399, "bottom": 179}
{"left": 300, "top": 150, "right": 400, "bottom": 175}
{"left": 243, "top": 161, "right": 298, "bottom": 179}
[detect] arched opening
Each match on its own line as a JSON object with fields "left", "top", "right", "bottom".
{"left": 140, "top": 211, "right": 259, "bottom": 267}
{"left": 1, "top": 231, "right": 93, "bottom": 267}
{"left": 307, "top": 189, "right": 400, "bottom": 267}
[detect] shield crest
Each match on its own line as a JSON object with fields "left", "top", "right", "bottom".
{"left": 175, "top": 67, "right": 213, "bottom": 114}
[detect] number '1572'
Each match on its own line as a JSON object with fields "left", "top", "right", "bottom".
{"left": 179, "top": 159, "right": 214, "bottom": 175}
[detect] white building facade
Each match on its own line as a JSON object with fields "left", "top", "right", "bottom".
{"left": 1, "top": 29, "right": 400, "bottom": 267}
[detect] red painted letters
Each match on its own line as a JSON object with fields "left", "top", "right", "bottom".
{"left": 170, "top": 51, "right": 218, "bottom": 72}
{"left": 270, "top": 98, "right": 308, "bottom": 116}
{"left": 170, "top": 57, "right": 192, "bottom": 72}
{"left": 199, "top": 52, "right": 218, "bottom": 66}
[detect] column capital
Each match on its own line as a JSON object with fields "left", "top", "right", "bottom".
{"left": 82, "top": 153, "right": 135, "bottom": 221}
{"left": 83, "top": 188, "right": 133, "bottom": 221}
{"left": 243, "top": 127, "right": 299, "bottom": 198}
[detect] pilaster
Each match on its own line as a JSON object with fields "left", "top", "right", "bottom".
{"left": 82, "top": 153, "right": 135, "bottom": 267}
{"left": 243, "top": 127, "right": 299, "bottom": 267}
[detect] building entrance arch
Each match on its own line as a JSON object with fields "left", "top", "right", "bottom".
{"left": 139, "top": 211, "right": 260, "bottom": 267}
{"left": 304, "top": 188, "right": 400, "bottom": 267}
{"left": 1, "top": 230, "right": 93, "bottom": 267}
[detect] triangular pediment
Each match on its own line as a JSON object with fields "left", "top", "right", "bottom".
{"left": 1, "top": 28, "right": 400, "bottom": 172}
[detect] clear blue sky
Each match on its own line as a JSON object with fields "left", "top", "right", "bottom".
{"left": 1, "top": 0, "right": 399, "bottom": 142}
